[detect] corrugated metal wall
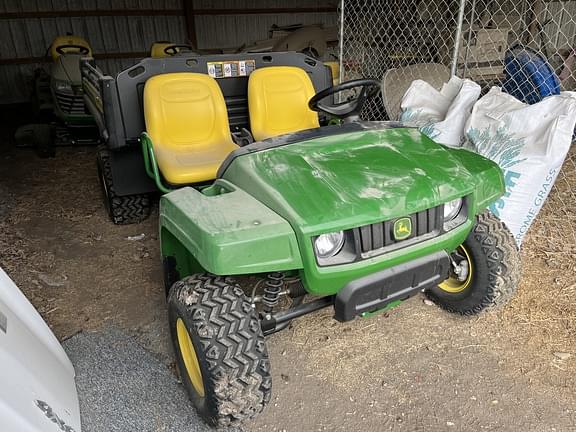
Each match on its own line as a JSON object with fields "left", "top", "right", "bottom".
{"left": 194, "top": 0, "right": 337, "bottom": 50}
{"left": 0, "top": 0, "right": 337, "bottom": 104}
{"left": 0, "top": 0, "right": 186, "bottom": 103}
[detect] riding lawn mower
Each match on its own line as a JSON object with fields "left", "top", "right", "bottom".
{"left": 15, "top": 35, "right": 98, "bottom": 157}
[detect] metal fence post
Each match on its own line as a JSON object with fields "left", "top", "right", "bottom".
{"left": 338, "top": 0, "right": 345, "bottom": 85}
{"left": 451, "top": 0, "right": 468, "bottom": 76}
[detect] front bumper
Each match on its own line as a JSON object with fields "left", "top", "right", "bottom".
{"left": 301, "top": 219, "right": 472, "bottom": 296}
{"left": 334, "top": 250, "right": 450, "bottom": 321}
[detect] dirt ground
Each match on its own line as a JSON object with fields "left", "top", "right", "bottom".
{"left": 1, "top": 140, "right": 575, "bottom": 431}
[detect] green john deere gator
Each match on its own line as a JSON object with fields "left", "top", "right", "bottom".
{"left": 83, "top": 53, "right": 520, "bottom": 427}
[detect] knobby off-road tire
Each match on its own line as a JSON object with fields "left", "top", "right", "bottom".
{"left": 168, "top": 274, "right": 271, "bottom": 427}
{"left": 427, "top": 210, "right": 521, "bottom": 315}
{"left": 96, "top": 146, "right": 151, "bottom": 225}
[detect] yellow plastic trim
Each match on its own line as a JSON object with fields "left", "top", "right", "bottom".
{"left": 324, "top": 61, "right": 340, "bottom": 85}
{"left": 143, "top": 73, "right": 238, "bottom": 185}
{"left": 248, "top": 66, "right": 320, "bottom": 141}
{"left": 50, "top": 35, "right": 92, "bottom": 61}
{"left": 438, "top": 245, "right": 473, "bottom": 293}
{"left": 176, "top": 318, "right": 205, "bottom": 397}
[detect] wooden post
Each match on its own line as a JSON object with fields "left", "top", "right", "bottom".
{"left": 182, "top": 0, "right": 198, "bottom": 49}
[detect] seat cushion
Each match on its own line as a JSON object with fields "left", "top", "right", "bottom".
{"left": 248, "top": 66, "right": 320, "bottom": 141}
{"left": 153, "top": 140, "right": 238, "bottom": 184}
{"left": 144, "top": 73, "right": 238, "bottom": 184}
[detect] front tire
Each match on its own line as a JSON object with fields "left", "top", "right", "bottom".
{"left": 427, "top": 211, "right": 521, "bottom": 315}
{"left": 96, "top": 146, "right": 151, "bottom": 225}
{"left": 167, "top": 274, "right": 271, "bottom": 427}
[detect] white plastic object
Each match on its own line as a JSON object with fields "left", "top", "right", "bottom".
{"left": 0, "top": 267, "right": 81, "bottom": 432}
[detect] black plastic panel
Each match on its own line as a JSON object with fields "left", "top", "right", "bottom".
{"left": 110, "top": 147, "right": 157, "bottom": 196}
{"left": 334, "top": 251, "right": 450, "bottom": 322}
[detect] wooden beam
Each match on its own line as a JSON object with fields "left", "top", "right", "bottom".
{"left": 0, "top": 6, "right": 337, "bottom": 20}
{"left": 0, "top": 52, "right": 149, "bottom": 66}
{"left": 0, "top": 9, "right": 183, "bottom": 19}
{"left": 182, "top": 0, "right": 198, "bottom": 49}
{"left": 193, "top": 7, "right": 337, "bottom": 15}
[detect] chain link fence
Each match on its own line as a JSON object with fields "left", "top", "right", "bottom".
{"left": 338, "top": 0, "right": 576, "bottom": 249}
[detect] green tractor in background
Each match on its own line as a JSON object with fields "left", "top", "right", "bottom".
{"left": 16, "top": 35, "right": 97, "bottom": 157}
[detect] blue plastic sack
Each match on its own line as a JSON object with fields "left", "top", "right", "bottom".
{"left": 503, "top": 44, "right": 560, "bottom": 105}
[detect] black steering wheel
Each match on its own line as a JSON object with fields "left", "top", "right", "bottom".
{"left": 308, "top": 79, "right": 380, "bottom": 120}
{"left": 164, "top": 44, "right": 194, "bottom": 55}
{"left": 56, "top": 44, "right": 90, "bottom": 56}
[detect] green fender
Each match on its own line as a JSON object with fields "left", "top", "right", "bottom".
{"left": 160, "top": 180, "right": 303, "bottom": 278}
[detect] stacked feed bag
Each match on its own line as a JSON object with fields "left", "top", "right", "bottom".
{"left": 400, "top": 76, "right": 481, "bottom": 147}
{"left": 465, "top": 87, "right": 576, "bottom": 245}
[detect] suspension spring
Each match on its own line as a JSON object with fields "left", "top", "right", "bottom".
{"left": 262, "top": 272, "right": 285, "bottom": 313}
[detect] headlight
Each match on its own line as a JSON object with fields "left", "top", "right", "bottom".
{"left": 314, "top": 231, "right": 345, "bottom": 258}
{"left": 443, "top": 198, "right": 462, "bottom": 221}
{"left": 53, "top": 79, "right": 72, "bottom": 92}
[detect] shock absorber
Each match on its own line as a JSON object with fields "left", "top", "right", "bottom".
{"left": 262, "top": 272, "right": 285, "bottom": 313}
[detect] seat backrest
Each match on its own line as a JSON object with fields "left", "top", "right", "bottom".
{"left": 144, "top": 73, "right": 231, "bottom": 149}
{"left": 50, "top": 35, "right": 92, "bottom": 61}
{"left": 150, "top": 42, "right": 173, "bottom": 58}
{"left": 248, "top": 66, "right": 319, "bottom": 141}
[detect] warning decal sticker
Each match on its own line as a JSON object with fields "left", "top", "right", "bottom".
{"left": 207, "top": 60, "right": 256, "bottom": 79}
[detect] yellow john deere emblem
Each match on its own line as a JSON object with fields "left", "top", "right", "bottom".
{"left": 393, "top": 217, "right": 412, "bottom": 240}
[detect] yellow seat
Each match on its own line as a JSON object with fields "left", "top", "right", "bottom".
{"left": 50, "top": 35, "right": 92, "bottom": 61}
{"left": 143, "top": 73, "right": 238, "bottom": 185}
{"left": 248, "top": 66, "right": 319, "bottom": 141}
{"left": 150, "top": 42, "right": 173, "bottom": 58}
{"left": 150, "top": 42, "right": 192, "bottom": 58}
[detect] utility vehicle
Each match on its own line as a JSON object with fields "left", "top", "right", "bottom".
{"left": 83, "top": 52, "right": 520, "bottom": 427}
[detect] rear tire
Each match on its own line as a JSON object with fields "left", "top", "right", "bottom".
{"left": 96, "top": 146, "right": 151, "bottom": 225}
{"left": 168, "top": 274, "right": 271, "bottom": 427}
{"left": 426, "top": 210, "right": 521, "bottom": 315}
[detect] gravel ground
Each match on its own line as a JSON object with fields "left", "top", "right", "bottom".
{"left": 1, "top": 137, "right": 575, "bottom": 431}
{"left": 63, "top": 328, "right": 220, "bottom": 432}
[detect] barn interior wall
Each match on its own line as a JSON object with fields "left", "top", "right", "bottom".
{"left": 0, "top": 0, "right": 337, "bottom": 104}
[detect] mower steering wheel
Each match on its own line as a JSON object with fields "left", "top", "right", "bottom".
{"left": 164, "top": 44, "right": 193, "bottom": 55}
{"left": 308, "top": 79, "right": 380, "bottom": 120}
{"left": 56, "top": 44, "right": 90, "bottom": 56}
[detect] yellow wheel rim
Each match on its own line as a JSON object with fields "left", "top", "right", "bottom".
{"left": 176, "top": 318, "right": 205, "bottom": 397}
{"left": 438, "top": 245, "right": 474, "bottom": 293}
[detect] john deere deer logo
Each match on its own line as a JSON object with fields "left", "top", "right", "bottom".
{"left": 393, "top": 217, "right": 412, "bottom": 240}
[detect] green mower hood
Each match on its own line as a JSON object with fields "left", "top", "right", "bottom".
{"left": 51, "top": 54, "right": 84, "bottom": 86}
{"left": 221, "top": 125, "right": 504, "bottom": 235}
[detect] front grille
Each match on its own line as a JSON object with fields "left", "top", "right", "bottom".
{"left": 355, "top": 206, "right": 443, "bottom": 255}
{"left": 54, "top": 90, "right": 86, "bottom": 115}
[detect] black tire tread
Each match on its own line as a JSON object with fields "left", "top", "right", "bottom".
{"left": 427, "top": 210, "right": 521, "bottom": 315}
{"left": 97, "top": 145, "right": 151, "bottom": 225}
{"left": 168, "top": 274, "right": 271, "bottom": 427}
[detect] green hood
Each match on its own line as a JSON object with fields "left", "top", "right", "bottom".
{"left": 51, "top": 54, "right": 83, "bottom": 85}
{"left": 222, "top": 126, "right": 502, "bottom": 234}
